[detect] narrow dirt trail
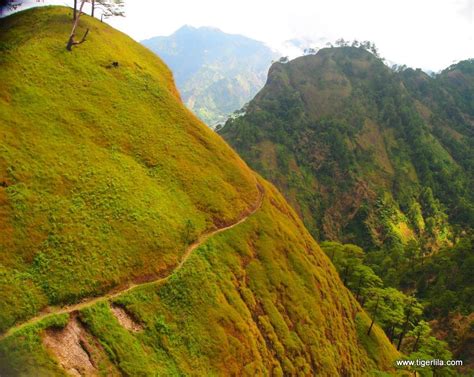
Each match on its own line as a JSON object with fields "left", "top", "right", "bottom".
{"left": 0, "top": 183, "right": 265, "bottom": 341}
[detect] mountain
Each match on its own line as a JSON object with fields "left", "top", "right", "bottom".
{"left": 142, "top": 25, "right": 278, "bottom": 128}
{"left": 221, "top": 47, "right": 473, "bottom": 257}
{"left": 0, "top": 8, "right": 399, "bottom": 376}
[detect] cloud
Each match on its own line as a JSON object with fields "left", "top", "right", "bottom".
{"left": 5, "top": 0, "right": 473, "bottom": 71}
{"left": 455, "top": 0, "right": 473, "bottom": 22}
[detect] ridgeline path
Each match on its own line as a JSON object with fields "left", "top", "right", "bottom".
{"left": 1, "top": 183, "right": 265, "bottom": 341}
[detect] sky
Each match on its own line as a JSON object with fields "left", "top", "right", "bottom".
{"left": 6, "top": 0, "right": 474, "bottom": 71}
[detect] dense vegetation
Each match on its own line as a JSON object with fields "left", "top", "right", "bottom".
{"left": 142, "top": 26, "right": 277, "bottom": 127}
{"left": 0, "top": 8, "right": 400, "bottom": 375}
{"left": 221, "top": 47, "right": 473, "bottom": 248}
{"left": 320, "top": 241, "right": 471, "bottom": 376}
{"left": 221, "top": 47, "right": 473, "bottom": 373}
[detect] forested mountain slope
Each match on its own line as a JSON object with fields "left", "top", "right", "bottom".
{"left": 221, "top": 47, "right": 473, "bottom": 253}
{"left": 0, "top": 8, "right": 399, "bottom": 376}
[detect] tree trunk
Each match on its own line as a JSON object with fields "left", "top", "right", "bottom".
{"left": 343, "top": 265, "right": 350, "bottom": 285}
{"left": 355, "top": 275, "right": 363, "bottom": 301}
{"left": 67, "top": 0, "right": 87, "bottom": 51}
{"left": 73, "top": 0, "right": 77, "bottom": 20}
{"left": 397, "top": 308, "right": 412, "bottom": 351}
{"left": 388, "top": 325, "right": 395, "bottom": 342}
{"left": 412, "top": 332, "right": 421, "bottom": 352}
{"left": 367, "top": 296, "right": 380, "bottom": 336}
{"left": 367, "top": 318, "right": 376, "bottom": 336}
{"left": 91, "top": 0, "right": 95, "bottom": 17}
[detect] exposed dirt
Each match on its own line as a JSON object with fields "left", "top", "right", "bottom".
{"left": 43, "top": 315, "right": 98, "bottom": 376}
{"left": 110, "top": 305, "right": 143, "bottom": 332}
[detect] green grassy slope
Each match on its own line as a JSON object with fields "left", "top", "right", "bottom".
{"left": 0, "top": 182, "right": 400, "bottom": 376}
{"left": 0, "top": 8, "right": 400, "bottom": 375}
{"left": 0, "top": 6, "right": 259, "bottom": 332}
{"left": 221, "top": 48, "right": 473, "bottom": 254}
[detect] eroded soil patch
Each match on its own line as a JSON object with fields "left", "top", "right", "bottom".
{"left": 110, "top": 305, "right": 143, "bottom": 332}
{"left": 43, "top": 315, "right": 98, "bottom": 376}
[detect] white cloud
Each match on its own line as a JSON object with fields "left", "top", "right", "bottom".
{"left": 5, "top": 0, "right": 473, "bottom": 71}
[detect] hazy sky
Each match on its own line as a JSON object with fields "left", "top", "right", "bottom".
{"left": 9, "top": 0, "right": 474, "bottom": 71}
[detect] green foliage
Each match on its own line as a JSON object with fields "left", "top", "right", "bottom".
{"left": 0, "top": 183, "right": 400, "bottom": 376}
{"left": 405, "top": 236, "right": 474, "bottom": 318}
{"left": 397, "top": 330, "right": 456, "bottom": 377}
{"left": 321, "top": 241, "right": 458, "bottom": 372}
{"left": 79, "top": 303, "right": 157, "bottom": 376}
{"left": 322, "top": 241, "right": 382, "bottom": 299}
{"left": 364, "top": 289, "right": 423, "bottom": 345}
{"left": 221, "top": 47, "right": 471, "bottom": 254}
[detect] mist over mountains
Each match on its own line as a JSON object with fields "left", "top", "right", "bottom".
{"left": 142, "top": 26, "right": 278, "bottom": 127}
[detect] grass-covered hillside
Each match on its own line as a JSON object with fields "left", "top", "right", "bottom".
{"left": 0, "top": 6, "right": 259, "bottom": 332}
{"left": 0, "top": 7, "right": 400, "bottom": 376}
{"left": 221, "top": 48, "right": 473, "bottom": 255}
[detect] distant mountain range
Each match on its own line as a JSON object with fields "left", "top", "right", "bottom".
{"left": 142, "top": 26, "right": 279, "bottom": 127}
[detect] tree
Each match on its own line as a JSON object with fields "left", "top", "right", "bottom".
{"left": 335, "top": 38, "right": 348, "bottom": 47}
{"left": 399, "top": 336, "right": 455, "bottom": 377}
{"left": 352, "top": 264, "right": 382, "bottom": 301}
{"left": 405, "top": 320, "right": 431, "bottom": 353}
{"left": 304, "top": 48, "right": 317, "bottom": 55}
{"left": 364, "top": 287, "right": 421, "bottom": 342}
{"left": 351, "top": 40, "right": 360, "bottom": 48}
{"left": 321, "top": 242, "right": 382, "bottom": 302}
{"left": 67, "top": 0, "right": 125, "bottom": 50}
{"left": 367, "top": 288, "right": 406, "bottom": 338}
{"left": 366, "top": 293, "right": 380, "bottom": 336}
{"left": 405, "top": 239, "right": 421, "bottom": 268}
{"left": 93, "top": 0, "right": 125, "bottom": 20}
{"left": 66, "top": 0, "right": 89, "bottom": 50}
{"left": 397, "top": 296, "right": 423, "bottom": 350}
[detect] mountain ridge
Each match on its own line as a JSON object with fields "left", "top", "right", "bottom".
{"left": 222, "top": 47, "right": 473, "bottom": 253}
{"left": 142, "top": 25, "right": 278, "bottom": 127}
{"left": 221, "top": 46, "right": 474, "bottom": 371}
{"left": 0, "top": 7, "right": 399, "bottom": 376}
